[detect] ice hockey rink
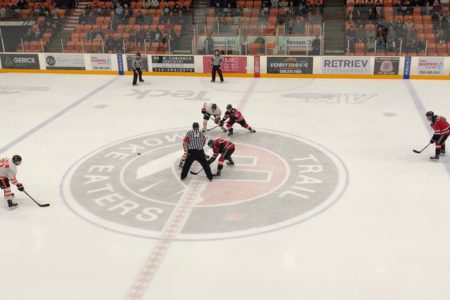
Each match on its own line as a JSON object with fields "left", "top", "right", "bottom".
{"left": 1, "top": 73, "right": 450, "bottom": 300}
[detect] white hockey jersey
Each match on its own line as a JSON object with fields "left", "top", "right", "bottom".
{"left": 203, "top": 103, "right": 222, "bottom": 119}
{"left": 0, "top": 158, "right": 18, "bottom": 184}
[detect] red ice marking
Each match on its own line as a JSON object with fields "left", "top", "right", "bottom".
{"left": 124, "top": 180, "right": 206, "bottom": 300}
{"left": 200, "top": 144, "right": 288, "bottom": 205}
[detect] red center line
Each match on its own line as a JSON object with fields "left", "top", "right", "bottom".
{"left": 125, "top": 79, "right": 258, "bottom": 300}
{"left": 125, "top": 180, "right": 206, "bottom": 300}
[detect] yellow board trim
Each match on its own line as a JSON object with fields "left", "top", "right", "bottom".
{"left": 1, "top": 69, "right": 450, "bottom": 80}
{"left": 410, "top": 75, "right": 450, "bottom": 80}
{"left": 0, "top": 69, "right": 117, "bottom": 75}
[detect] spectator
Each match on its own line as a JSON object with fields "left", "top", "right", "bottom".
{"left": 311, "top": 36, "right": 321, "bottom": 55}
{"left": 16, "top": 0, "right": 28, "bottom": 10}
{"left": 416, "top": 34, "right": 426, "bottom": 53}
{"left": 150, "top": 0, "right": 159, "bottom": 9}
{"left": 143, "top": 11, "right": 152, "bottom": 24}
{"left": 104, "top": 35, "right": 115, "bottom": 52}
{"left": 136, "top": 10, "right": 144, "bottom": 24}
{"left": 345, "top": 25, "right": 356, "bottom": 52}
{"left": 173, "top": 2, "right": 181, "bottom": 15}
{"left": 375, "top": 30, "right": 386, "bottom": 52}
{"left": 142, "top": 0, "right": 152, "bottom": 9}
{"left": 355, "top": 24, "right": 365, "bottom": 42}
{"left": 204, "top": 34, "right": 214, "bottom": 54}
{"left": 86, "top": 28, "right": 96, "bottom": 41}
{"left": 255, "top": 35, "right": 265, "bottom": 53}
{"left": 0, "top": 5, "right": 6, "bottom": 19}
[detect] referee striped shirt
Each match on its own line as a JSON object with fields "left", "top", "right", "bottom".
{"left": 183, "top": 129, "right": 206, "bottom": 150}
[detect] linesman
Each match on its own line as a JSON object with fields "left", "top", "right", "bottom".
{"left": 131, "top": 52, "right": 145, "bottom": 86}
{"left": 180, "top": 122, "right": 214, "bottom": 181}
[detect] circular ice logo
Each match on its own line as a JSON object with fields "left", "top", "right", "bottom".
{"left": 62, "top": 129, "right": 348, "bottom": 240}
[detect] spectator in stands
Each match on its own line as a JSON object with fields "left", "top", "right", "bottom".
{"left": 311, "top": 36, "right": 320, "bottom": 55}
{"left": 355, "top": 24, "right": 365, "bottom": 43}
{"left": 368, "top": 8, "right": 377, "bottom": 22}
{"left": 95, "top": 28, "right": 104, "bottom": 40}
{"left": 386, "top": 25, "right": 396, "bottom": 45}
{"left": 255, "top": 35, "right": 265, "bottom": 54}
{"left": 149, "top": 0, "right": 159, "bottom": 9}
{"left": 399, "top": 0, "right": 412, "bottom": 15}
{"left": 16, "top": 0, "right": 28, "bottom": 9}
{"left": 136, "top": 26, "right": 146, "bottom": 46}
{"left": 150, "top": 26, "right": 162, "bottom": 42}
{"left": 434, "top": 15, "right": 447, "bottom": 43}
{"left": 375, "top": 29, "right": 385, "bottom": 52}
{"left": 143, "top": 11, "right": 152, "bottom": 24}
{"left": 406, "top": 37, "right": 417, "bottom": 52}
{"left": 87, "top": 28, "right": 96, "bottom": 41}
{"left": 204, "top": 34, "right": 214, "bottom": 54}
{"left": 431, "top": 0, "right": 442, "bottom": 21}
{"left": 143, "top": 0, "right": 152, "bottom": 9}
{"left": 104, "top": 35, "right": 115, "bottom": 52}
{"left": 136, "top": 10, "right": 144, "bottom": 24}
{"left": 365, "top": 26, "right": 376, "bottom": 52}
{"left": 271, "top": 0, "right": 279, "bottom": 8}
{"left": 394, "top": 19, "right": 404, "bottom": 44}
{"left": 416, "top": 34, "right": 426, "bottom": 53}
{"left": 115, "top": 3, "right": 124, "bottom": 21}
{"left": 0, "top": 5, "right": 6, "bottom": 19}
{"left": 109, "top": 11, "right": 119, "bottom": 31}
{"left": 345, "top": 25, "right": 356, "bottom": 52}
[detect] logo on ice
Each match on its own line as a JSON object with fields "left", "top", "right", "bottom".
{"left": 62, "top": 130, "right": 347, "bottom": 240}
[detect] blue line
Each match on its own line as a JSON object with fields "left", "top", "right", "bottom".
{"left": 0, "top": 76, "right": 119, "bottom": 153}
{"left": 404, "top": 80, "right": 450, "bottom": 173}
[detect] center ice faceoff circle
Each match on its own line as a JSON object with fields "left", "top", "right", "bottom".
{"left": 62, "top": 129, "right": 348, "bottom": 240}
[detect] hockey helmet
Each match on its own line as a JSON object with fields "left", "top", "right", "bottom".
{"left": 208, "top": 139, "right": 214, "bottom": 147}
{"left": 12, "top": 155, "right": 22, "bottom": 165}
{"left": 226, "top": 104, "right": 232, "bottom": 111}
{"left": 192, "top": 122, "right": 200, "bottom": 130}
{"left": 426, "top": 111, "right": 434, "bottom": 118}
{"left": 211, "top": 103, "right": 217, "bottom": 110}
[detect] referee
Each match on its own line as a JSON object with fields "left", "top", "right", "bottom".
{"left": 180, "top": 122, "right": 213, "bottom": 181}
{"left": 131, "top": 52, "right": 145, "bottom": 86}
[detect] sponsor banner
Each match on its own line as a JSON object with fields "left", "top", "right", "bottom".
{"left": 285, "top": 36, "right": 316, "bottom": 51}
{"left": 374, "top": 57, "right": 400, "bottom": 75}
{"left": 203, "top": 56, "right": 247, "bottom": 73}
{"left": 151, "top": 55, "right": 194, "bottom": 72}
{"left": 267, "top": 57, "right": 313, "bottom": 74}
{"left": 322, "top": 57, "right": 371, "bottom": 74}
{"left": 417, "top": 57, "right": 445, "bottom": 75}
{"left": 197, "top": 36, "right": 240, "bottom": 52}
{"left": 45, "top": 54, "right": 85, "bottom": 70}
{"left": 126, "top": 55, "right": 149, "bottom": 72}
{"left": 0, "top": 54, "right": 40, "bottom": 69}
{"left": 90, "top": 54, "right": 112, "bottom": 70}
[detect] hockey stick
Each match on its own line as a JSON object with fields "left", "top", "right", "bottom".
{"left": 413, "top": 143, "right": 431, "bottom": 154}
{"left": 23, "top": 191, "right": 50, "bottom": 207}
{"left": 206, "top": 125, "right": 219, "bottom": 132}
{"left": 190, "top": 169, "right": 204, "bottom": 175}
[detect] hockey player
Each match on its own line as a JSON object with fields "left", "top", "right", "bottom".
{"left": 219, "top": 104, "right": 256, "bottom": 136}
{"left": 0, "top": 155, "right": 24, "bottom": 210}
{"left": 201, "top": 102, "right": 225, "bottom": 133}
{"left": 207, "top": 138, "right": 235, "bottom": 176}
{"left": 426, "top": 111, "right": 449, "bottom": 160}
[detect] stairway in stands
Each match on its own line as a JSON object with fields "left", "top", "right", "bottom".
{"left": 46, "top": 2, "right": 88, "bottom": 52}
{"left": 323, "top": 0, "right": 346, "bottom": 54}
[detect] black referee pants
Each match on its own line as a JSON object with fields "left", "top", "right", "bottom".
{"left": 181, "top": 149, "right": 213, "bottom": 181}
{"left": 211, "top": 65, "right": 224, "bottom": 82}
{"left": 133, "top": 68, "right": 143, "bottom": 85}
